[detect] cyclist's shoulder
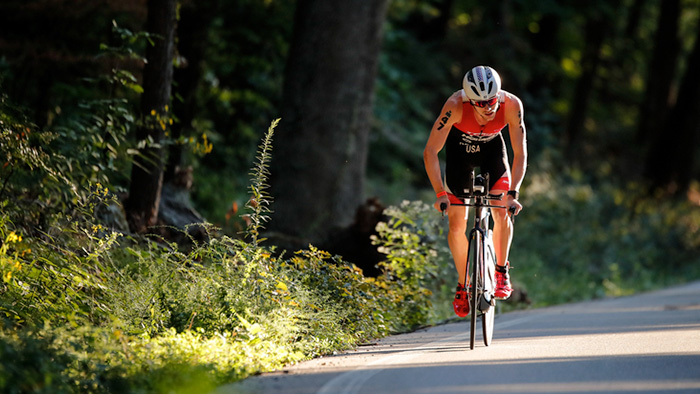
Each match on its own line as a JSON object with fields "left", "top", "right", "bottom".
{"left": 500, "top": 90, "right": 522, "bottom": 104}
{"left": 442, "top": 90, "right": 465, "bottom": 113}
{"left": 446, "top": 90, "right": 465, "bottom": 105}
{"left": 500, "top": 90, "right": 524, "bottom": 114}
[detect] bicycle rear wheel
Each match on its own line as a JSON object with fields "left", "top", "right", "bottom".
{"left": 482, "top": 231, "right": 497, "bottom": 346}
{"left": 468, "top": 230, "right": 480, "bottom": 350}
{"left": 482, "top": 298, "right": 495, "bottom": 346}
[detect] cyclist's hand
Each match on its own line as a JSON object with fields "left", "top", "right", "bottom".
{"left": 435, "top": 195, "right": 450, "bottom": 213}
{"left": 507, "top": 196, "right": 522, "bottom": 216}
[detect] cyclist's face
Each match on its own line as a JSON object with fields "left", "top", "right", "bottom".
{"left": 472, "top": 101, "right": 499, "bottom": 121}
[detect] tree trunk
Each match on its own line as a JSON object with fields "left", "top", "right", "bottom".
{"left": 674, "top": 24, "right": 700, "bottom": 193}
{"left": 126, "top": 0, "right": 177, "bottom": 233}
{"left": 617, "top": 0, "right": 647, "bottom": 79}
{"left": 636, "top": 0, "right": 681, "bottom": 144}
{"left": 644, "top": 21, "right": 700, "bottom": 194}
{"left": 564, "top": 2, "right": 619, "bottom": 162}
{"left": 624, "top": 0, "right": 646, "bottom": 39}
{"left": 269, "top": 0, "right": 389, "bottom": 246}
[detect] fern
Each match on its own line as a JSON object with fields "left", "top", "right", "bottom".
{"left": 245, "top": 119, "right": 279, "bottom": 245}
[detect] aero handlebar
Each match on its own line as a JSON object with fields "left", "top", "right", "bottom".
{"left": 439, "top": 194, "right": 517, "bottom": 221}
{"left": 439, "top": 172, "right": 517, "bottom": 219}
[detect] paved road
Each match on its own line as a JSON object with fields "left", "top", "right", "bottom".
{"left": 219, "top": 281, "right": 700, "bottom": 394}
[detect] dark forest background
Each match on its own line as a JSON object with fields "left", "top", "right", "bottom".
{"left": 1, "top": 0, "right": 700, "bottom": 268}
{"left": 2, "top": 1, "right": 700, "bottom": 390}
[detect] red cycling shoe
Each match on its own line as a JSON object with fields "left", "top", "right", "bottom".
{"left": 453, "top": 284, "right": 471, "bottom": 317}
{"left": 495, "top": 261, "right": 513, "bottom": 299}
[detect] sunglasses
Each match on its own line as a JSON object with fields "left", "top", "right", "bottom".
{"left": 471, "top": 97, "right": 498, "bottom": 108}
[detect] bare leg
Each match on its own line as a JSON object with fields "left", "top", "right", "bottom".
{"left": 447, "top": 205, "right": 469, "bottom": 286}
{"left": 490, "top": 191, "right": 512, "bottom": 267}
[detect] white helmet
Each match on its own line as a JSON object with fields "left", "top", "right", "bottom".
{"left": 463, "top": 66, "right": 501, "bottom": 101}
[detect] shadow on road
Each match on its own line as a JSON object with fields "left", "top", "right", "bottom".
{"left": 219, "top": 281, "right": 700, "bottom": 394}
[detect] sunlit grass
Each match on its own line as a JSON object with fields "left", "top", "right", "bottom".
{"left": 0, "top": 120, "right": 450, "bottom": 392}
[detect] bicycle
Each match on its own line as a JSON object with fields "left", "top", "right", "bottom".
{"left": 441, "top": 171, "right": 513, "bottom": 349}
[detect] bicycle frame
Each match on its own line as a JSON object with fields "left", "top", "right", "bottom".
{"left": 442, "top": 172, "right": 508, "bottom": 348}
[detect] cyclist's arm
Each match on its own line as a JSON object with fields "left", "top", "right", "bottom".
{"left": 505, "top": 94, "right": 528, "bottom": 194}
{"left": 424, "top": 93, "right": 461, "bottom": 201}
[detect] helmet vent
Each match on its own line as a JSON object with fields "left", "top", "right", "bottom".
{"left": 462, "top": 65, "right": 501, "bottom": 102}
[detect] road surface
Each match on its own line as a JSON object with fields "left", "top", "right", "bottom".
{"left": 218, "top": 281, "right": 700, "bottom": 394}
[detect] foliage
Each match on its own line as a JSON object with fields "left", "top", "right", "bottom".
{"left": 507, "top": 166, "right": 700, "bottom": 307}
{"left": 370, "top": 8, "right": 454, "bottom": 203}
{"left": 51, "top": 79, "right": 137, "bottom": 194}
{"left": 0, "top": 117, "right": 445, "bottom": 393}
{"left": 0, "top": 21, "right": 155, "bottom": 236}
{"left": 188, "top": 0, "right": 295, "bottom": 226}
{"left": 372, "top": 200, "right": 455, "bottom": 327}
{"left": 0, "top": 95, "right": 76, "bottom": 232}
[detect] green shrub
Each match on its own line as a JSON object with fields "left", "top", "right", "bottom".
{"left": 0, "top": 116, "right": 448, "bottom": 392}
{"left": 372, "top": 200, "right": 455, "bottom": 329}
{"left": 510, "top": 170, "right": 700, "bottom": 306}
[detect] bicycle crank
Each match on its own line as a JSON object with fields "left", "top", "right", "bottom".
{"left": 477, "top": 292, "right": 495, "bottom": 313}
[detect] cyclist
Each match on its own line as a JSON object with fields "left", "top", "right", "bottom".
{"left": 423, "top": 65, "right": 527, "bottom": 317}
